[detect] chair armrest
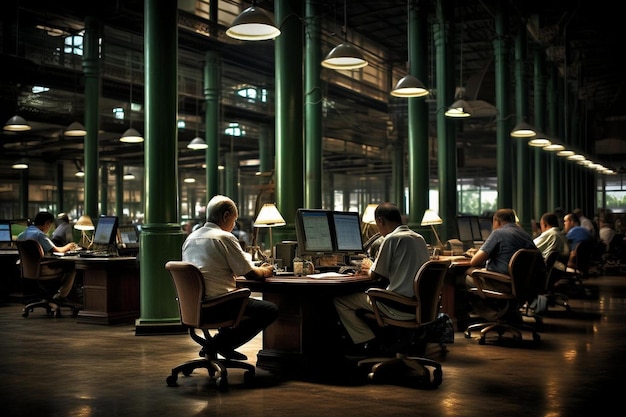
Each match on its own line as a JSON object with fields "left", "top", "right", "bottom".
{"left": 470, "top": 268, "right": 511, "bottom": 298}
{"left": 201, "top": 288, "right": 251, "bottom": 328}
{"left": 365, "top": 287, "right": 416, "bottom": 327}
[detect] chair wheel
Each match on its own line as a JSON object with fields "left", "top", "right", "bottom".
{"left": 166, "top": 375, "right": 178, "bottom": 387}
{"left": 243, "top": 370, "right": 255, "bottom": 385}
{"left": 216, "top": 376, "right": 229, "bottom": 392}
{"left": 478, "top": 337, "right": 486, "bottom": 345}
{"left": 22, "top": 310, "right": 29, "bottom": 318}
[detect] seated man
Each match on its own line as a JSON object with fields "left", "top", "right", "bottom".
{"left": 17, "top": 211, "right": 80, "bottom": 300}
{"left": 182, "top": 195, "right": 278, "bottom": 360}
{"left": 533, "top": 211, "right": 569, "bottom": 264}
{"left": 333, "top": 202, "right": 430, "bottom": 358}
{"left": 465, "top": 208, "right": 543, "bottom": 321}
{"left": 563, "top": 212, "right": 594, "bottom": 272}
{"left": 51, "top": 213, "right": 73, "bottom": 246}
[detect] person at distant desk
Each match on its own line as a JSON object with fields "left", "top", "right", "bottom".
{"left": 563, "top": 212, "right": 594, "bottom": 270}
{"left": 182, "top": 195, "right": 278, "bottom": 360}
{"left": 51, "top": 212, "right": 73, "bottom": 246}
{"left": 465, "top": 208, "right": 542, "bottom": 321}
{"left": 17, "top": 211, "right": 80, "bottom": 300}
{"left": 533, "top": 212, "right": 569, "bottom": 262}
{"left": 333, "top": 202, "right": 430, "bottom": 358}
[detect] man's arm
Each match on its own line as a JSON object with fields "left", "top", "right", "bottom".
{"left": 243, "top": 263, "right": 274, "bottom": 281}
{"left": 470, "top": 249, "right": 489, "bottom": 267}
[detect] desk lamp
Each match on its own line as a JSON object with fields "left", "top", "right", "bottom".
{"left": 253, "top": 203, "right": 286, "bottom": 264}
{"left": 421, "top": 209, "right": 444, "bottom": 250}
{"left": 74, "top": 215, "right": 95, "bottom": 248}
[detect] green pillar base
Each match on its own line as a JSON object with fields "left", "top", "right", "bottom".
{"left": 135, "top": 317, "right": 186, "bottom": 336}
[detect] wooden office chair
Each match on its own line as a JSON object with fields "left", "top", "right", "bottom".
{"left": 543, "top": 250, "right": 571, "bottom": 312}
{"left": 356, "top": 260, "right": 450, "bottom": 389}
{"left": 464, "top": 248, "right": 545, "bottom": 345}
{"left": 164, "top": 261, "right": 255, "bottom": 391}
{"left": 17, "top": 239, "right": 81, "bottom": 318}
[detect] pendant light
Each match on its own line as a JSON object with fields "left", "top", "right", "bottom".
{"left": 226, "top": 0, "right": 281, "bottom": 41}
{"left": 4, "top": 114, "right": 31, "bottom": 132}
{"left": 321, "top": 0, "right": 368, "bottom": 70}
{"left": 187, "top": 78, "right": 208, "bottom": 150}
{"left": 391, "top": 0, "right": 429, "bottom": 98}
{"left": 510, "top": 120, "right": 537, "bottom": 138}
{"left": 120, "top": 35, "right": 143, "bottom": 143}
{"left": 445, "top": 13, "right": 471, "bottom": 118}
{"left": 65, "top": 38, "right": 86, "bottom": 137}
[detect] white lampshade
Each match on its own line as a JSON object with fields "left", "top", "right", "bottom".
{"left": 74, "top": 215, "right": 95, "bottom": 231}
{"left": 4, "top": 115, "right": 31, "bottom": 132}
{"left": 321, "top": 42, "right": 368, "bottom": 70}
{"left": 362, "top": 204, "right": 378, "bottom": 225}
{"left": 510, "top": 121, "right": 537, "bottom": 138}
{"left": 254, "top": 203, "right": 286, "bottom": 227}
{"left": 421, "top": 209, "right": 443, "bottom": 226}
{"left": 445, "top": 99, "right": 472, "bottom": 118}
{"left": 120, "top": 127, "right": 144, "bottom": 143}
{"left": 65, "top": 121, "right": 87, "bottom": 137}
{"left": 187, "top": 137, "right": 208, "bottom": 150}
{"left": 391, "top": 75, "right": 429, "bottom": 98}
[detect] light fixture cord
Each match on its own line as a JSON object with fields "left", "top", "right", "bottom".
{"left": 342, "top": 0, "right": 347, "bottom": 41}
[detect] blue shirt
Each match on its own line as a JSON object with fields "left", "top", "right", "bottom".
{"left": 479, "top": 223, "right": 536, "bottom": 274}
{"left": 566, "top": 226, "right": 593, "bottom": 251}
{"left": 17, "top": 226, "right": 55, "bottom": 253}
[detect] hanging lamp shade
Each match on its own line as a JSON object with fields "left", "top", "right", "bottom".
{"left": 510, "top": 121, "right": 537, "bottom": 138}
{"left": 11, "top": 159, "right": 29, "bottom": 169}
{"left": 444, "top": 99, "right": 472, "bottom": 118}
{"left": 64, "top": 121, "right": 87, "bottom": 137}
{"left": 74, "top": 215, "right": 95, "bottom": 231}
{"left": 4, "top": 115, "right": 31, "bottom": 132}
{"left": 391, "top": 75, "right": 429, "bottom": 98}
{"left": 123, "top": 171, "right": 135, "bottom": 180}
{"left": 187, "top": 137, "right": 208, "bottom": 150}
{"left": 226, "top": 4, "right": 281, "bottom": 41}
{"left": 74, "top": 169, "right": 85, "bottom": 177}
{"left": 321, "top": 43, "right": 368, "bottom": 70}
{"left": 528, "top": 131, "right": 551, "bottom": 147}
{"left": 120, "top": 127, "right": 144, "bottom": 143}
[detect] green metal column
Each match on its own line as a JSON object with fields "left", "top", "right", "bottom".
{"left": 225, "top": 152, "right": 238, "bottom": 201}
{"left": 304, "top": 0, "right": 322, "bottom": 209}
{"left": 533, "top": 47, "right": 548, "bottom": 219}
{"left": 115, "top": 162, "right": 123, "bottom": 219}
{"left": 547, "top": 63, "right": 560, "bottom": 210}
{"left": 434, "top": 0, "right": 456, "bottom": 241}
{"left": 275, "top": 0, "right": 304, "bottom": 227}
{"left": 494, "top": 1, "right": 512, "bottom": 208}
{"left": 407, "top": 0, "right": 429, "bottom": 226}
{"left": 100, "top": 163, "right": 108, "bottom": 215}
{"left": 135, "top": 0, "right": 185, "bottom": 335}
{"left": 514, "top": 23, "right": 531, "bottom": 233}
{"left": 258, "top": 125, "right": 272, "bottom": 175}
{"left": 393, "top": 117, "right": 405, "bottom": 209}
{"left": 204, "top": 51, "right": 220, "bottom": 199}
{"left": 82, "top": 16, "right": 101, "bottom": 220}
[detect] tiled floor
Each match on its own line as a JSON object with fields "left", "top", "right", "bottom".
{"left": 2, "top": 275, "right": 626, "bottom": 417}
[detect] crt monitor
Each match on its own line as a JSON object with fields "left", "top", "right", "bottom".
{"left": 295, "top": 209, "right": 334, "bottom": 257}
{"left": 478, "top": 216, "right": 493, "bottom": 241}
{"left": 331, "top": 211, "right": 364, "bottom": 254}
{"left": 93, "top": 216, "right": 119, "bottom": 246}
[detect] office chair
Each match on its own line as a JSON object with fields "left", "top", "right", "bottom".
{"left": 543, "top": 250, "right": 571, "bottom": 312}
{"left": 464, "top": 248, "right": 545, "bottom": 345}
{"left": 356, "top": 260, "right": 450, "bottom": 389}
{"left": 17, "top": 240, "right": 81, "bottom": 318}
{"left": 164, "top": 261, "right": 255, "bottom": 391}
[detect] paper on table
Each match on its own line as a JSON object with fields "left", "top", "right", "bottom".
{"left": 306, "top": 272, "right": 349, "bottom": 279}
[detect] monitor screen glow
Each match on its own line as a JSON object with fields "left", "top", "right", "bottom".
{"left": 93, "top": 216, "right": 119, "bottom": 246}
{"left": 0, "top": 222, "right": 11, "bottom": 244}
{"left": 295, "top": 209, "right": 334, "bottom": 256}
{"left": 332, "top": 211, "right": 364, "bottom": 253}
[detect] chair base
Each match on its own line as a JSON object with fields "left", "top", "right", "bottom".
{"left": 165, "top": 356, "right": 255, "bottom": 391}
{"left": 22, "top": 299, "right": 81, "bottom": 318}
{"left": 357, "top": 354, "right": 443, "bottom": 389}
{"left": 464, "top": 320, "right": 540, "bottom": 345}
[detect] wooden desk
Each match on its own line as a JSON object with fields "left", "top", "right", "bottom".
{"left": 237, "top": 274, "right": 377, "bottom": 376}
{"left": 50, "top": 256, "right": 140, "bottom": 325}
{"left": 0, "top": 248, "right": 20, "bottom": 301}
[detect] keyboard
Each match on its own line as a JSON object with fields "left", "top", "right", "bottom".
{"left": 78, "top": 251, "right": 118, "bottom": 258}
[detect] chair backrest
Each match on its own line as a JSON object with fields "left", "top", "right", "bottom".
{"left": 414, "top": 260, "right": 449, "bottom": 326}
{"left": 165, "top": 261, "right": 207, "bottom": 328}
{"left": 543, "top": 251, "right": 561, "bottom": 291}
{"left": 573, "top": 238, "right": 594, "bottom": 274}
{"left": 508, "top": 248, "right": 545, "bottom": 302}
{"left": 16, "top": 240, "right": 44, "bottom": 280}
{"left": 164, "top": 261, "right": 250, "bottom": 330}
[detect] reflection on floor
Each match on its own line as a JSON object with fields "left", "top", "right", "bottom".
{"left": 2, "top": 276, "right": 625, "bottom": 417}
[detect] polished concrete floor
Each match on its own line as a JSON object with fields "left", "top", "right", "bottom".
{"left": 2, "top": 275, "right": 626, "bottom": 417}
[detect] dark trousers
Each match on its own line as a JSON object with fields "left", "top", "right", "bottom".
{"left": 213, "top": 298, "right": 278, "bottom": 351}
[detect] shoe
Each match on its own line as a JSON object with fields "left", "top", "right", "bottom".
{"left": 344, "top": 340, "right": 380, "bottom": 360}
{"left": 217, "top": 349, "right": 248, "bottom": 361}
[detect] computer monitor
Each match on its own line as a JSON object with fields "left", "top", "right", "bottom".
{"left": 93, "top": 216, "right": 119, "bottom": 246}
{"left": 295, "top": 209, "right": 334, "bottom": 257}
{"left": 478, "top": 216, "right": 493, "bottom": 241}
{"left": 331, "top": 211, "right": 364, "bottom": 254}
{"left": 0, "top": 221, "right": 11, "bottom": 246}
{"left": 456, "top": 215, "right": 482, "bottom": 244}
{"left": 10, "top": 218, "right": 30, "bottom": 242}
{"left": 118, "top": 224, "right": 139, "bottom": 245}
